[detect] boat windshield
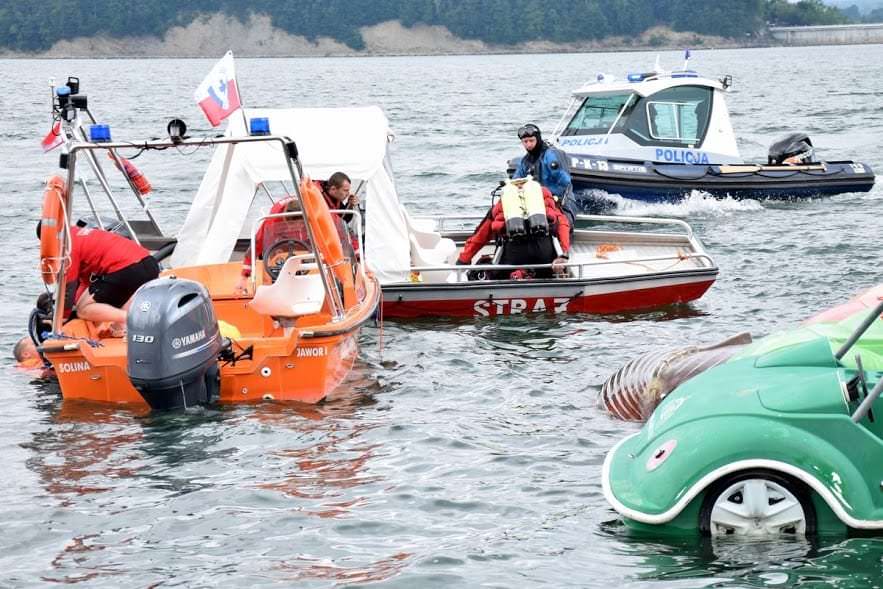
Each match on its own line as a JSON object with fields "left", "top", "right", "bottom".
{"left": 562, "top": 85, "right": 714, "bottom": 148}
{"left": 561, "top": 92, "right": 637, "bottom": 136}
{"left": 641, "top": 86, "right": 713, "bottom": 145}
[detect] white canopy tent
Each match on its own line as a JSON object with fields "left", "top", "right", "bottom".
{"left": 170, "top": 106, "right": 411, "bottom": 284}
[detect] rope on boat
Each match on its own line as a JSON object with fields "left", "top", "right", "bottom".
{"left": 43, "top": 331, "right": 104, "bottom": 348}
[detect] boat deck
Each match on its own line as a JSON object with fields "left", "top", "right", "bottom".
{"left": 429, "top": 224, "right": 711, "bottom": 284}
{"left": 568, "top": 230, "right": 709, "bottom": 279}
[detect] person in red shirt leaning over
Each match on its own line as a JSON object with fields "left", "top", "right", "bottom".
{"left": 37, "top": 223, "right": 160, "bottom": 334}
{"left": 456, "top": 185, "right": 571, "bottom": 280}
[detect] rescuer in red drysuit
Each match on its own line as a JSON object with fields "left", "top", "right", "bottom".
{"left": 456, "top": 187, "right": 572, "bottom": 279}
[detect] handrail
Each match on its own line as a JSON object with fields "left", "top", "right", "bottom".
{"left": 575, "top": 214, "right": 694, "bottom": 238}
{"left": 835, "top": 300, "right": 883, "bottom": 361}
{"left": 414, "top": 213, "right": 695, "bottom": 238}
{"left": 551, "top": 95, "right": 581, "bottom": 139}
{"left": 328, "top": 208, "right": 368, "bottom": 287}
{"left": 247, "top": 207, "right": 367, "bottom": 317}
{"left": 248, "top": 210, "right": 343, "bottom": 319}
{"left": 852, "top": 378, "right": 883, "bottom": 424}
{"left": 407, "top": 252, "right": 716, "bottom": 279}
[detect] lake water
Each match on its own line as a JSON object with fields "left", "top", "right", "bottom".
{"left": 1, "top": 45, "right": 882, "bottom": 587}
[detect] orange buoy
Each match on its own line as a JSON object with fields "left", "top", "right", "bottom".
{"left": 300, "top": 178, "right": 345, "bottom": 268}
{"left": 39, "top": 176, "right": 67, "bottom": 285}
{"left": 108, "top": 153, "right": 152, "bottom": 195}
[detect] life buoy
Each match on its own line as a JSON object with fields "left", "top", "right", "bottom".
{"left": 300, "top": 178, "right": 345, "bottom": 268}
{"left": 299, "top": 178, "right": 355, "bottom": 301}
{"left": 39, "top": 176, "right": 67, "bottom": 285}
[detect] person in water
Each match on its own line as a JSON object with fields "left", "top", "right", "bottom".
{"left": 455, "top": 185, "right": 571, "bottom": 279}
{"left": 36, "top": 223, "right": 160, "bottom": 335}
{"left": 13, "top": 336, "right": 44, "bottom": 370}
{"left": 512, "top": 123, "right": 576, "bottom": 226}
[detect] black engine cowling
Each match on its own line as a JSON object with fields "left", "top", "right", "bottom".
{"left": 768, "top": 132, "right": 815, "bottom": 164}
{"left": 127, "top": 278, "right": 222, "bottom": 410}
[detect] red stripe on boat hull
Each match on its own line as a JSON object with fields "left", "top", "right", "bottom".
{"left": 382, "top": 279, "right": 714, "bottom": 318}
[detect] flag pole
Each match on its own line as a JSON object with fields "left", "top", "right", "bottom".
{"left": 230, "top": 51, "right": 249, "bottom": 136}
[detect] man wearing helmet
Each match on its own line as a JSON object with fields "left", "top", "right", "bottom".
{"left": 512, "top": 123, "right": 576, "bottom": 226}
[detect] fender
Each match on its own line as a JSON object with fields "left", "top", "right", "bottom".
{"left": 39, "top": 175, "right": 67, "bottom": 285}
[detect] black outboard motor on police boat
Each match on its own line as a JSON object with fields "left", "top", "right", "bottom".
{"left": 768, "top": 132, "right": 815, "bottom": 165}
{"left": 127, "top": 278, "right": 223, "bottom": 410}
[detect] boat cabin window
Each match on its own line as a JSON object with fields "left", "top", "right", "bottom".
{"left": 561, "top": 92, "right": 637, "bottom": 136}
{"left": 642, "top": 86, "right": 712, "bottom": 146}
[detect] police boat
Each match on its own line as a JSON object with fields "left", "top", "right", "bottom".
{"left": 509, "top": 58, "right": 874, "bottom": 205}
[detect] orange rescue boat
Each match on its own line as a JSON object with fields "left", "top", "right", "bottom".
{"left": 36, "top": 109, "right": 379, "bottom": 410}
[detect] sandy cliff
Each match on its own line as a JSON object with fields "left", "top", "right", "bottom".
{"left": 0, "top": 14, "right": 744, "bottom": 58}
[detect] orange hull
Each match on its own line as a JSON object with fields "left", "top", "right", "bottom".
{"left": 42, "top": 262, "right": 379, "bottom": 407}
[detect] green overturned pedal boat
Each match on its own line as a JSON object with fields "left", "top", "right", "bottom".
{"left": 602, "top": 296, "right": 883, "bottom": 537}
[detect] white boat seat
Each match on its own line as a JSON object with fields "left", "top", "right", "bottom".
{"left": 401, "top": 206, "right": 457, "bottom": 264}
{"left": 409, "top": 234, "right": 457, "bottom": 283}
{"left": 249, "top": 255, "right": 325, "bottom": 317}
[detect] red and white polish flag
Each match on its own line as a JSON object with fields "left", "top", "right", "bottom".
{"left": 194, "top": 51, "right": 242, "bottom": 127}
{"left": 41, "top": 120, "right": 64, "bottom": 152}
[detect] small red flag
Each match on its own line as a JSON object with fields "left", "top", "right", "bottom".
{"left": 41, "top": 121, "right": 64, "bottom": 152}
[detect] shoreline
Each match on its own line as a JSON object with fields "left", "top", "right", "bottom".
{"left": 0, "top": 18, "right": 764, "bottom": 60}
{"left": 0, "top": 17, "right": 877, "bottom": 60}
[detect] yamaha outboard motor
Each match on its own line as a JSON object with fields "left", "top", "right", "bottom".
{"left": 127, "top": 278, "right": 222, "bottom": 410}
{"left": 768, "top": 133, "right": 814, "bottom": 164}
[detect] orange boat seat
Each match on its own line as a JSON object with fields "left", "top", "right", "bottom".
{"left": 249, "top": 255, "right": 325, "bottom": 317}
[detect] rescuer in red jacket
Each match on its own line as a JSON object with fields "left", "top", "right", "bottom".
{"left": 456, "top": 186, "right": 571, "bottom": 279}
{"left": 37, "top": 224, "right": 160, "bottom": 333}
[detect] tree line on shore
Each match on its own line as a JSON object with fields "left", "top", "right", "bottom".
{"left": 0, "top": 0, "right": 867, "bottom": 52}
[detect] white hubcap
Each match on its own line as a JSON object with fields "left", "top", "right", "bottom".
{"left": 709, "top": 478, "right": 807, "bottom": 537}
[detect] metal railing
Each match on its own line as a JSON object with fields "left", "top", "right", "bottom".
{"left": 415, "top": 213, "right": 695, "bottom": 239}
{"left": 407, "top": 252, "right": 715, "bottom": 282}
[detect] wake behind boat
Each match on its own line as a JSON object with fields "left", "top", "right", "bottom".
{"left": 508, "top": 55, "right": 875, "bottom": 205}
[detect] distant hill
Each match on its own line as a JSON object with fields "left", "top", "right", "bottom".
{"left": 0, "top": 0, "right": 858, "bottom": 55}
{"left": 825, "top": 0, "right": 883, "bottom": 15}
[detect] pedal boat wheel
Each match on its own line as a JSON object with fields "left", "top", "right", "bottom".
{"left": 699, "top": 469, "right": 817, "bottom": 537}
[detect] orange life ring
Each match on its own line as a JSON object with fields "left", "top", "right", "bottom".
{"left": 300, "top": 178, "right": 346, "bottom": 269}
{"left": 39, "top": 175, "right": 67, "bottom": 285}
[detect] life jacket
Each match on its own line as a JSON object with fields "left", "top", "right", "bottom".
{"left": 497, "top": 177, "right": 549, "bottom": 239}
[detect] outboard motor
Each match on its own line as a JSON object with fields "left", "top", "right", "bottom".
{"left": 127, "top": 278, "right": 222, "bottom": 410}
{"left": 768, "top": 133, "right": 815, "bottom": 165}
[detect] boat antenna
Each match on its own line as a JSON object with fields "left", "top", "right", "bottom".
{"left": 653, "top": 54, "right": 663, "bottom": 75}
{"left": 682, "top": 48, "right": 691, "bottom": 71}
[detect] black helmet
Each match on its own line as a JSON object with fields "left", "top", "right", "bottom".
{"left": 517, "top": 123, "right": 541, "bottom": 140}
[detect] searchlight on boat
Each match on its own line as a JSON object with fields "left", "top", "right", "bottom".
{"left": 167, "top": 118, "right": 187, "bottom": 144}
